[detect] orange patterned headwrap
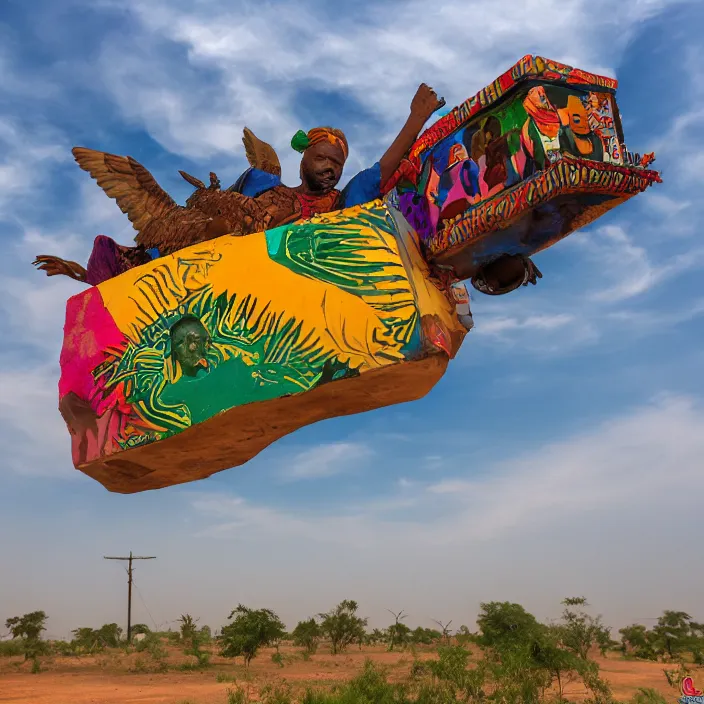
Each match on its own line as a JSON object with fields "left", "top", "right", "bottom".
{"left": 291, "top": 127, "right": 349, "bottom": 160}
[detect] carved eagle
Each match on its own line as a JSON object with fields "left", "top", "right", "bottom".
{"left": 34, "top": 129, "right": 297, "bottom": 283}
{"left": 242, "top": 127, "right": 282, "bottom": 178}
{"left": 70, "top": 146, "right": 274, "bottom": 254}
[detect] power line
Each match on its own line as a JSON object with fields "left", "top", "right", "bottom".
{"left": 131, "top": 575, "right": 159, "bottom": 632}
{"left": 104, "top": 551, "right": 156, "bottom": 643}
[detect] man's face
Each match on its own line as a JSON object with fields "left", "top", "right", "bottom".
{"left": 300, "top": 142, "right": 345, "bottom": 193}
{"left": 170, "top": 319, "right": 211, "bottom": 377}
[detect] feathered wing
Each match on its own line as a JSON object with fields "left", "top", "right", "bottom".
{"left": 242, "top": 128, "right": 282, "bottom": 177}
{"left": 72, "top": 147, "right": 214, "bottom": 252}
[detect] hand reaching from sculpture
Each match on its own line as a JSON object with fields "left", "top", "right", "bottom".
{"left": 410, "top": 83, "right": 446, "bottom": 125}
{"left": 33, "top": 255, "right": 87, "bottom": 282}
{"left": 378, "top": 83, "right": 446, "bottom": 185}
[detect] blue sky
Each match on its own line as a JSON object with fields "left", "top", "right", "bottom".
{"left": 1, "top": 0, "right": 703, "bottom": 640}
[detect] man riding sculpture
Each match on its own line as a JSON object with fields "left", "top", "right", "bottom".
{"left": 33, "top": 84, "right": 446, "bottom": 286}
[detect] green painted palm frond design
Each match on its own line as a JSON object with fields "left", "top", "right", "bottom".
{"left": 203, "top": 290, "right": 331, "bottom": 375}
{"left": 94, "top": 282, "right": 335, "bottom": 439}
{"left": 268, "top": 203, "right": 420, "bottom": 350}
{"left": 270, "top": 205, "right": 412, "bottom": 307}
{"left": 94, "top": 327, "right": 191, "bottom": 436}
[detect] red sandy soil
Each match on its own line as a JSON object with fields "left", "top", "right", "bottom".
{"left": 0, "top": 644, "right": 694, "bottom": 703}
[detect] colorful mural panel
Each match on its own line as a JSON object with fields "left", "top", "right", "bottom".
{"left": 59, "top": 201, "right": 467, "bottom": 492}
{"left": 390, "top": 68, "right": 660, "bottom": 281}
{"left": 408, "top": 84, "right": 625, "bottom": 240}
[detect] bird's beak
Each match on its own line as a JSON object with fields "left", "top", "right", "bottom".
{"left": 196, "top": 358, "right": 209, "bottom": 369}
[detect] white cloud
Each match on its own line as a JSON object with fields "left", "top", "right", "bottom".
{"left": 421, "top": 393, "right": 703, "bottom": 541}
{"left": 0, "top": 118, "right": 67, "bottom": 211}
{"left": 191, "top": 393, "right": 704, "bottom": 547}
{"left": 575, "top": 226, "right": 704, "bottom": 303}
{"left": 477, "top": 313, "right": 576, "bottom": 336}
{"left": 0, "top": 366, "right": 79, "bottom": 479}
{"left": 92, "top": 0, "right": 687, "bottom": 176}
{"left": 281, "top": 441, "right": 373, "bottom": 480}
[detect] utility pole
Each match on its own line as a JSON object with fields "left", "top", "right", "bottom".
{"left": 104, "top": 551, "right": 156, "bottom": 643}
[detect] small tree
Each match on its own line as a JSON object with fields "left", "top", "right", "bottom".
{"left": 318, "top": 600, "right": 368, "bottom": 655}
{"left": 557, "top": 597, "right": 612, "bottom": 660}
{"left": 5, "top": 611, "right": 48, "bottom": 661}
{"left": 386, "top": 610, "right": 409, "bottom": 652}
{"left": 368, "top": 628, "right": 386, "bottom": 645}
{"left": 219, "top": 605, "right": 285, "bottom": 668}
{"left": 292, "top": 618, "right": 321, "bottom": 654}
{"left": 425, "top": 645, "right": 487, "bottom": 701}
{"left": 651, "top": 611, "right": 696, "bottom": 661}
{"left": 432, "top": 619, "right": 453, "bottom": 645}
{"left": 619, "top": 624, "right": 657, "bottom": 660}
{"left": 178, "top": 614, "right": 199, "bottom": 643}
{"left": 71, "top": 627, "right": 102, "bottom": 654}
{"left": 476, "top": 601, "right": 543, "bottom": 651}
{"left": 96, "top": 623, "right": 122, "bottom": 648}
{"left": 176, "top": 614, "right": 209, "bottom": 667}
{"left": 455, "top": 625, "right": 473, "bottom": 646}
{"left": 532, "top": 628, "right": 581, "bottom": 700}
{"left": 411, "top": 627, "right": 441, "bottom": 645}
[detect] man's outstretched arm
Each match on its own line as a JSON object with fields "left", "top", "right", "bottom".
{"left": 378, "top": 83, "right": 445, "bottom": 186}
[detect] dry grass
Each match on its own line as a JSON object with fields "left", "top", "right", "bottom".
{"left": 0, "top": 642, "right": 694, "bottom": 703}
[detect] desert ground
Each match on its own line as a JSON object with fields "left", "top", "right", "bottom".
{"left": 0, "top": 642, "right": 693, "bottom": 704}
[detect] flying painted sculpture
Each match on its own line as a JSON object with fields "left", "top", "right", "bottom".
{"left": 36, "top": 56, "right": 661, "bottom": 493}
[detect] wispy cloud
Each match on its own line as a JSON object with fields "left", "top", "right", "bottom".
{"left": 0, "top": 118, "right": 67, "bottom": 212}
{"left": 0, "top": 366, "right": 79, "bottom": 479}
{"left": 191, "top": 394, "right": 704, "bottom": 548}
{"left": 280, "top": 441, "right": 374, "bottom": 481}
{"left": 89, "top": 0, "right": 685, "bottom": 175}
{"left": 476, "top": 313, "right": 576, "bottom": 337}
{"left": 572, "top": 226, "right": 704, "bottom": 303}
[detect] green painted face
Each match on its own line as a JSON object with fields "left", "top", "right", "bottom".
{"left": 169, "top": 317, "right": 212, "bottom": 377}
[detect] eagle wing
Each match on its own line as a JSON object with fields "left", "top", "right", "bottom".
{"left": 242, "top": 127, "right": 282, "bottom": 177}
{"left": 72, "top": 147, "right": 190, "bottom": 249}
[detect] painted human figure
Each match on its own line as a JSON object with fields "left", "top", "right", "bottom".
{"left": 34, "top": 84, "right": 445, "bottom": 286}
{"left": 482, "top": 117, "right": 509, "bottom": 191}
{"left": 520, "top": 85, "right": 561, "bottom": 175}
{"left": 558, "top": 94, "right": 604, "bottom": 161}
{"left": 436, "top": 142, "right": 481, "bottom": 222}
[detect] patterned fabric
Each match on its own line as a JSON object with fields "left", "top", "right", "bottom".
{"left": 234, "top": 162, "right": 383, "bottom": 222}
{"left": 291, "top": 127, "right": 349, "bottom": 159}
{"left": 85, "top": 235, "right": 152, "bottom": 286}
{"left": 295, "top": 190, "right": 341, "bottom": 219}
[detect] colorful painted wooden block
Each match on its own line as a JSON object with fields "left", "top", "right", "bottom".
{"left": 53, "top": 55, "right": 661, "bottom": 492}
{"left": 59, "top": 202, "right": 469, "bottom": 493}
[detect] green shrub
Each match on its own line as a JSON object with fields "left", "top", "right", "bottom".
{"left": 302, "top": 660, "right": 409, "bottom": 704}
{"left": 51, "top": 640, "right": 77, "bottom": 656}
{"left": 226, "top": 685, "right": 251, "bottom": 704}
{"left": 629, "top": 688, "right": 668, "bottom": 704}
{"left": 260, "top": 682, "right": 294, "bottom": 704}
{"left": 0, "top": 639, "right": 26, "bottom": 657}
